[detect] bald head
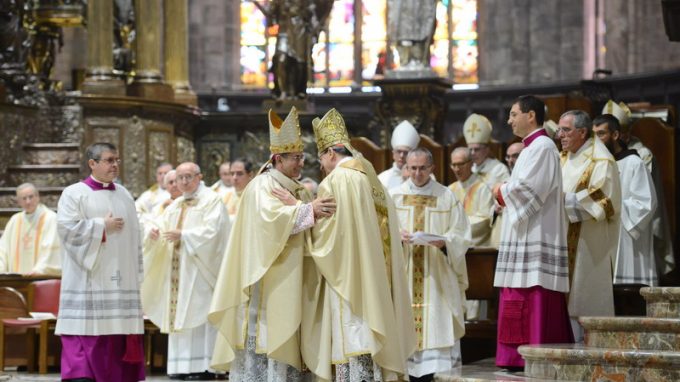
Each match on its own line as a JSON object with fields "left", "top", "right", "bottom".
{"left": 505, "top": 142, "right": 524, "bottom": 171}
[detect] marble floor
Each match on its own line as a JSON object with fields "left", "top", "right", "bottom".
{"left": 435, "top": 358, "right": 563, "bottom": 382}
{"left": 0, "top": 370, "right": 198, "bottom": 381}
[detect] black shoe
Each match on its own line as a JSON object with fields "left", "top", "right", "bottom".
{"left": 184, "top": 372, "right": 216, "bottom": 380}
{"left": 504, "top": 366, "right": 525, "bottom": 373}
{"left": 168, "top": 374, "right": 186, "bottom": 380}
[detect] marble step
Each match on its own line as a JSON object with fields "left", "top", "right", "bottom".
{"left": 0, "top": 186, "right": 62, "bottom": 209}
{"left": 7, "top": 164, "right": 81, "bottom": 187}
{"left": 21, "top": 143, "right": 80, "bottom": 165}
{"left": 436, "top": 358, "right": 565, "bottom": 382}
{"left": 641, "top": 287, "right": 680, "bottom": 319}
{"left": 580, "top": 316, "right": 680, "bottom": 351}
{"left": 519, "top": 344, "right": 680, "bottom": 381}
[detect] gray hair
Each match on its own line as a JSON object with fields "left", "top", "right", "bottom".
{"left": 451, "top": 147, "right": 471, "bottom": 161}
{"left": 86, "top": 142, "right": 117, "bottom": 161}
{"left": 560, "top": 110, "right": 592, "bottom": 134}
{"left": 15, "top": 183, "right": 38, "bottom": 196}
{"left": 163, "top": 170, "right": 177, "bottom": 185}
{"left": 407, "top": 147, "right": 433, "bottom": 166}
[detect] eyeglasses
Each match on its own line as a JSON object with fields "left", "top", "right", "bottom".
{"left": 95, "top": 158, "right": 121, "bottom": 165}
{"left": 177, "top": 173, "right": 199, "bottom": 182}
{"left": 450, "top": 161, "right": 470, "bottom": 168}
{"left": 282, "top": 154, "right": 305, "bottom": 162}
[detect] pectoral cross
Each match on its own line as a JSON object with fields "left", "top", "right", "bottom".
{"left": 402, "top": 194, "right": 437, "bottom": 350}
{"left": 111, "top": 270, "right": 122, "bottom": 286}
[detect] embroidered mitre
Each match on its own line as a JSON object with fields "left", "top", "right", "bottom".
{"left": 463, "top": 113, "right": 492, "bottom": 144}
{"left": 602, "top": 100, "right": 632, "bottom": 129}
{"left": 269, "top": 106, "right": 304, "bottom": 154}
{"left": 313, "top": 108, "right": 351, "bottom": 153}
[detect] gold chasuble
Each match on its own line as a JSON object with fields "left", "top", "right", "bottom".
{"left": 305, "top": 109, "right": 416, "bottom": 381}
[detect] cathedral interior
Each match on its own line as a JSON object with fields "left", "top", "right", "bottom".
{"left": 1, "top": 0, "right": 680, "bottom": 380}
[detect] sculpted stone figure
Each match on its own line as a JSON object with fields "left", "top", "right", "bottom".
{"left": 387, "top": 0, "right": 436, "bottom": 70}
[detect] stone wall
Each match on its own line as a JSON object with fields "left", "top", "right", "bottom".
{"left": 604, "top": 0, "right": 680, "bottom": 76}
{"left": 478, "top": 0, "right": 584, "bottom": 86}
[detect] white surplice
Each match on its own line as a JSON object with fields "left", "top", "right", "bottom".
{"left": 0, "top": 204, "right": 61, "bottom": 275}
{"left": 56, "top": 180, "right": 144, "bottom": 336}
{"left": 391, "top": 179, "right": 471, "bottom": 377}
{"left": 614, "top": 153, "right": 657, "bottom": 286}
{"left": 561, "top": 138, "right": 621, "bottom": 318}
{"left": 135, "top": 184, "right": 170, "bottom": 233}
{"left": 494, "top": 133, "right": 569, "bottom": 293}
{"left": 142, "top": 183, "right": 230, "bottom": 374}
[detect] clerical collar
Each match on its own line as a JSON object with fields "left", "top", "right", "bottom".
{"left": 407, "top": 178, "right": 433, "bottom": 194}
{"left": 183, "top": 181, "right": 205, "bottom": 200}
{"left": 337, "top": 156, "right": 353, "bottom": 166}
{"left": 391, "top": 163, "right": 401, "bottom": 173}
{"left": 522, "top": 128, "right": 548, "bottom": 147}
{"left": 82, "top": 175, "right": 116, "bottom": 191}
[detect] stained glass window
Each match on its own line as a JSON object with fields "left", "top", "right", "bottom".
{"left": 239, "top": 0, "right": 478, "bottom": 89}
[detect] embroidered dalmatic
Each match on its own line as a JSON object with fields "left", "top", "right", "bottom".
{"left": 0, "top": 203, "right": 61, "bottom": 275}
{"left": 142, "top": 183, "right": 230, "bottom": 374}
{"left": 472, "top": 158, "right": 509, "bottom": 189}
{"left": 561, "top": 137, "right": 621, "bottom": 318}
{"left": 449, "top": 174, "right": 494, "bottom": 247}
{"left": 378, "top": 163, "right": 405, "bottom": 190}
{"left": 614, "top": 152, "right": 657, "bottom": 285}
{"left": 56, "top": 180, "right": 144, "bottom": 335}
{"left": 208, "top": 169, "right": 314, "bottom": 381}
{"left": 305, "top": 157, "right": 417, "bottom": 382}
{"left": 391, "top": 179, "right": 471, "bottom": 377}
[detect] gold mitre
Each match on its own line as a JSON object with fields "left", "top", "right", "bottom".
{"left": 269, "top": 107, "right": 304, "bottom": 154}
{"left": 313, "top": 108, "right": 351, "bottom": 153}
{"left": 602, "top": 100, "right": 632, "bottom": 129}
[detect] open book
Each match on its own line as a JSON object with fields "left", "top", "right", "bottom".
{"left": 410, "top": 231, "right": 446, "bottom": 246}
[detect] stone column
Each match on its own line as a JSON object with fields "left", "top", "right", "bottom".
{"left": 164, "top": 0, "right": 197, "bottom": 105}
{"left": 82, "top": 0, "right": 125, "bottom": 95}
{"left": 128, "top": 0, "right": 174, "bottom": 101}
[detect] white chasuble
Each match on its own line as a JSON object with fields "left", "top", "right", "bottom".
{"left": 391, "top": 179, "right": 471, "bottom": 377}
{"left": 561, "top": 138, "right": 621, "bottom": 317}
{"left": 449, "top": 175, "right": 494, "bottom": 247}
{"left": 0, "top": 204, "right": 61, "bottom": 275}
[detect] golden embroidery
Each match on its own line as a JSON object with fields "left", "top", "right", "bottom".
{"left": 402, "top": 194, "right": 437, "bottom": 350}
{"left": 589, "top": 188, "right": 615, "bottom": 221}
{"left": 566, "top": 161, "right": 595, "bottom": 286}
{"left": 169, "top": 200, "right": 192, "bottom": 332}
{"left": 312, "top": 108, "right": 351, "bottom": 153}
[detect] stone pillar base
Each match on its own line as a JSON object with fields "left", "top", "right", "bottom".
{"left": 81, "top": 78, "right": 126, "bottom": 96}
{"left": 127, "top": 82, "right": 175, "bottom": 102}
{"left": 175, "top": 89, "right": 198, "bottom": 106}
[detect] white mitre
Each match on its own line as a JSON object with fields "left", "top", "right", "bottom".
{"left": 463, "top": 113, "right": 492, "bottom": 144}
{"left": 602, "top": 100, "right": 632, "bottom": 129}
{"left": 544, "top": 120, "right": 559, "bottom": 138}
{"left": 391, "top": 120, "right": 420, "bottom": 149}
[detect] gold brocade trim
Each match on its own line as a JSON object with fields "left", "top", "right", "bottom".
{"left": 402, "top": 194, "right": 437, "bottom": 350}
{"left": 566, "top": 161, "right": 596, "bottom": 287}
{"left": 312, "top": 108, "right": 351, "bottom": 153}
{"left": 270, "top": 142, "right": 305, "bottom": 155}
{"left": 589, "top": 188, "right": 615, "bottom": 221}
{"left": 169, "top": 202, "right": 191, "bottom": 332}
